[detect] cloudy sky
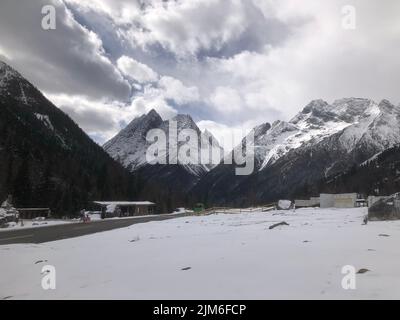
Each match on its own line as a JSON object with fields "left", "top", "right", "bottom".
{"left": 1, "top": 0, "right": 400, "bottom": 148}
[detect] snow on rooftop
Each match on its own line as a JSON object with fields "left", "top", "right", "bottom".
{"left": 93, "top": 201, "right": 155, "bottom": 206}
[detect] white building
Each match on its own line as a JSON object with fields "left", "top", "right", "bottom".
{"left": 320, "top": 194, "right": 335, "bottom": 208}
{"left": 93, "top": 201, "right": 156, "bottom": 218}
{"left": 320, "top": 193, "right": 358, "bottom": 208}
{"left": 333, "top": 193, "right": 358, "bottom": 208}
{"left": 295, "top": 197, "right": 320, "bottom": 208}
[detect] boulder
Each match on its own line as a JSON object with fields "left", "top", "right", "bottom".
{"left": 269, "top": 221, "right": 289, "bottom": 230}
{"left": 277, "top": 200, "right": 293, "bottom": 210}
{"left": 368, "top": 193, "right": 400, "bottom": 221}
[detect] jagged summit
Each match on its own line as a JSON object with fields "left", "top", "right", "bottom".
{"left": 147, "top": 108, "right": 160, "bottom": 117}
{"left": 301, "top": 99, "right": 329, "bottom": 114}
{"left": 104, "top": 109, "right": 224, "bottom": 176}
{"left": 226, "top": 98, "right": 400, "bottom": 173}
{"left": 377, "top": 99, "right": 397, "bottom": 112}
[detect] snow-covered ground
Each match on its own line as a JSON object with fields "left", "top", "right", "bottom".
{"left": 0, "top": 210, "right": 189, "bottom": 232}
{"left": 1, "top": 207, "right": 400, "bottom": 300}
{"left": 0, "top": 219, "right": 73, "bottom": 232}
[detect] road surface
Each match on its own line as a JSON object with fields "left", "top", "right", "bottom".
{"left": 0, "top": 213, "right": 191, "bottom": 245}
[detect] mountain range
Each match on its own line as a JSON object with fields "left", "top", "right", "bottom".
{"left": 2, "top": 60, "right": 400, "bottom": 213}
{"left": 193, "top": 98, "right": 400, "bottom": 205}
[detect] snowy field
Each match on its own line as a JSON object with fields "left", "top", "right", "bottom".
{"left": 0, "top": 211, "right": 188, "bottom": 232}
{"left": 0, "top": 219, "right": 73, "bottom": 232}
{"left": 2, "top": 207, "right": 400, "bottom": 300}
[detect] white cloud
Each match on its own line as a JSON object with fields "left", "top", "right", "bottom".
{"left": 46, "top": 91, "right": 179, "bottom": 145}
{"left": 129, "top": 96, "right": 178, "bottom": 120}
{"left": 3, "top": 0, "right": 400, "bottom": 151}
{"left": 0, "top": 46, "right": 12, "bottom": 62}
{"left": 158, "top": 76, "right": 200, "bottom": 104}
{"left": 117, "top": 55, "right": 159, "bottom": 83}
{"left": 132, "top": 0, "right": 247, "bottom": 57}
{"left": 68, "top": 0, "right": 290, "bottom": 58}
{"left": 46, "top": 93, "right": 125, "bottom": 142}
{"left": 197, "top": 119, "right": 257, "bottom": 153}
{"left": 210, "top": 86, "right": 243, "bottom": 114}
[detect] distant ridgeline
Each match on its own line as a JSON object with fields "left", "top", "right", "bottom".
{"left": 192, "top": 99, "right": 400, "bottom": 207}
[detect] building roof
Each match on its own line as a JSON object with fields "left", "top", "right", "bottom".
{"left": 93, "top": 201, "right": 155, "bottom": 207}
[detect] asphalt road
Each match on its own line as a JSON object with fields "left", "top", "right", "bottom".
{"left": 0, "top": 213, "right": 191, "bottom": 245}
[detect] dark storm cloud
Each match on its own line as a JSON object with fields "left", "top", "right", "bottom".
{"left": 0, "top": 0, "right": 131, "bottom": 101}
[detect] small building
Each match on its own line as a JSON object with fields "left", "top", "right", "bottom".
{"left": 295, "top": 197, "right": 320, "bottom": 208}
{"left": 333, "top": 193, "right": 358, "bottom": 208}
{"left": 93, "top": 201, "right": 156, "bottom": 218}
{"left": 320, "top": 193, "right": 358, "bottom": 208}
{"left": 320, "top": 194, "right": 335, "bottom": 208}
{"left": 17, "top": 208, "right": 51, "bottom": 219}
{"left": 193, "top": 203, "right": 205, "bottom": 213}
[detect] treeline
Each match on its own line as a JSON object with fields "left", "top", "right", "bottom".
{"left": 0, "top": 94, "right": 146, "bottom": 215}
{"left": 320, "top": 145, "right": 400, "bottom": 196}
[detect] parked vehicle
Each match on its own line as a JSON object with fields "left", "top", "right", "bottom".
{"left": 193, "top": 203, "right": 205, "bottom": 213}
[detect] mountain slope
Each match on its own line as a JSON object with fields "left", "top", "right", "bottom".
{"left": 193, "top": 98, "right": 400, "bottom": 206}
{"left": 0, "top": 61, "right": 141, "bottom": 214}
{"left": 319, "top": 144, "right": 400, "bottom": 197}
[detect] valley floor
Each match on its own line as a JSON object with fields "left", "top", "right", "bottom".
{"left": 1, "top": 207, "right": 400, "bottom": 299}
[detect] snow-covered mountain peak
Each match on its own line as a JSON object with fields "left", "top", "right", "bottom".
{"left": 254, "top": 98, "right": 395, "bottom": 171}
{"left": 122, "top": 109, "right": 162, "bottom": 136}
{"left": 335, "top": 99, "right": 400, "bottom": 155}
{"left": 293, "top": 98, "right": 376, "bottom": 126}
{"left": 103, "top": 109, "right": 163, "bottom": 170}
{"left": 147, "top": 108, "right": 161, "bottom": 118}
{"left": 377, "top": 99, "right": 397, "bottom": 112}
{"left": 170, "top": 114, "right": 199, "bottom": 131}
{"left": 301, "top": 99, "right": 329, "bottom": 113}
{"left": 253, "top": 122, "right": 271, "bottom": 137}
{"left": 271, "top": 120, "right": 297, "bottom": 133}
{"left": 330, "top": 98, "right": 377, "bottom": 122}
{"left": 104, "top": 110, "right": 224, "bottom": 174}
